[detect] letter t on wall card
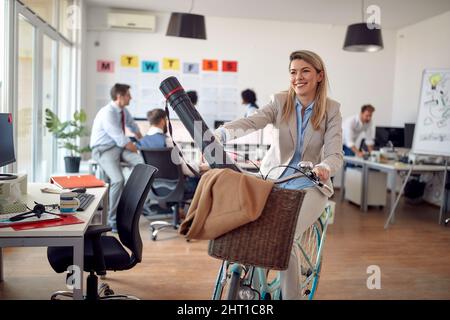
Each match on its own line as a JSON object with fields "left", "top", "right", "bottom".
{"left": 120, "top": 55, "right": 139, "bottom": 68}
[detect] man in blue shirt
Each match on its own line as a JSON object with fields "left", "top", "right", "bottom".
{"left": 137, "top": 109, "right": 167, "bottom": 149}
{"left": 138, "top": 109, "right": 204, "bottom": 215}
{"left": 90, "top": 83, "right": 144, "bottom": 232}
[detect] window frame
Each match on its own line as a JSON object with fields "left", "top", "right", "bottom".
{"left": 3, "top": 0, "right": 79, "bottom": 179}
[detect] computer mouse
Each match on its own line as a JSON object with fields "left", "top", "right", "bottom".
{"left": 71, "top": 188, "right": 86, "bottom": 194}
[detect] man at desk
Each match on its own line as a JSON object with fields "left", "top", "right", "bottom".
{"left": 342, "top": 104, "right": 375, "bottom": 157}
{"left": 138, "top": 108, "right": 205, "bottom": 198}
{"left": 90, "top": 83, "right": 143, "bottom": 232}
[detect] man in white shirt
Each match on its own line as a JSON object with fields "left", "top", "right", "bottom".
{"left": 342, "top": 104, "right": 376, "bottom": 157}
{"left": 90, "top": 83, "right": 143, "bottom": 232}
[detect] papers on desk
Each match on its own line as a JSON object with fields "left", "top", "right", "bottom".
{"left": 50, "top": 175, "right": 105, "bottom": 189}
{"left": 0, "top": 212, "right": 61, "bottom": 227}
{"left": 11, "top": 215, "right": 84, "bottom": 231}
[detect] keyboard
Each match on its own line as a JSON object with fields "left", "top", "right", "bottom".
{"left": 75, "top": 193, "right": 95, "bottom": 211}
{"left": 0, "top": 202, "right": 29, "bottom": 214}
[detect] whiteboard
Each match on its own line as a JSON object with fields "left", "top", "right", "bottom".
{"left": 412, "top": 69, "right": 450, "bottom": 157}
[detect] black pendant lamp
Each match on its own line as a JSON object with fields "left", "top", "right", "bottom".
{"left": 166, "top": 0, "right": 206, "bottom": 40}
{"left": 343, "top": 0, "right": 383, "bottom": 52}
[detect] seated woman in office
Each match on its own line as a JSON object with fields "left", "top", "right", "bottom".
{"left": 241, "top": 89, "right": 259, "bottom": 117}
{"left": 215, "top": 50, "right": 343, "bottom": 299}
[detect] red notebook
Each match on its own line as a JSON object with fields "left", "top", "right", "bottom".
{"left": 50, "top": 174, "right": 105, "bottom": 189}
{"left": 11, "top": 215, "right": 84, "bottom": 231}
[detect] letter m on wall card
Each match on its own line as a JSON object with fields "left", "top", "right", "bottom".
{"left": 97, "top": 60, "right": 115, "bottom": 73}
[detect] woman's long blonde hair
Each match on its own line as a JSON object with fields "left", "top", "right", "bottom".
{"left": 282, "top": 50, "right": 329, "bottom": 130}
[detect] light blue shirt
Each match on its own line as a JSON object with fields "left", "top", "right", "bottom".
{"left": 90, "top": 101, "right": 140, "bottom": 149}
{"left": 244, "top": 104, "right": 258, "bottom": 118}
{"left": 278, "top": 100, "right": 315, "bottom": 190}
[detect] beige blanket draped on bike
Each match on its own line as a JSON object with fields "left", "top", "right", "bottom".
{"left": 179, "top": 168, "right": 274, "bottom": 240}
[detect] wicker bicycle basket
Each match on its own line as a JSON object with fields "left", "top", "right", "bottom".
{"left": 208, "top": 187, "right": 305, "bottom": 271}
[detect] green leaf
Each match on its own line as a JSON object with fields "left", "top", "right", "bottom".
{"left": 44, "top": 108, "right": 90, "bottom": 156}
{"left": 78, "top": 109, "right": 87, "bottom": 123}
{"left": 79, "top": 146, "right": 92, "bottom": 154}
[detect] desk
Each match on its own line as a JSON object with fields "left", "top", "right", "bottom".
{"left": 340, "top": 156, "right": 448, "bottom": 226}
{"left": 0, "top": 183, "right": 108, "bottom": 300}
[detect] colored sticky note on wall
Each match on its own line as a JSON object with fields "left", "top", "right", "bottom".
{"left": 121, "top": 55, "right": 139, "bottom": 68}
{"left": 202, "top": 59, "right": 218, "bottom": 71}
{"left": 222, "top": 61, "right": 238, "bottom": 72}
{"left": 163, "top": 58, "right": 180, "bottom": 70}
{"left": 142, "top": 61, "right": 159, "bottom": 73}
{"left": 97, "top": 60, "right": 115, "bottom": 73}
{"left": 183, "top": 62, "right": 199, "bottom": 74}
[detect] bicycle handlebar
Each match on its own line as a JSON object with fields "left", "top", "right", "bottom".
{"left": 271, "top": 164, "right": 333, "bottom": 196}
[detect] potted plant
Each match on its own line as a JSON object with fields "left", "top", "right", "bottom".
{"left": 45, "top": 108, "right": 91, "bottom": 173}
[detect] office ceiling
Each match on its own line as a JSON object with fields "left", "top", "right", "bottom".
{"left": 85, "top": 0, "right": 450, "bottom": 29}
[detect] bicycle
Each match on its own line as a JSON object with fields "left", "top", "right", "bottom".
{"left": 211, "top": 161, "right": 332, "bottom": 300}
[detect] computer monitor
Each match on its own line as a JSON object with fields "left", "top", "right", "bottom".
{"left": 404, "top": 123, "right": 415, "bottom": 149}
{"left": 214, "top": 121, "right": 225, "bottom": 129}
{"left": 0, "top": 113, "right": 17, "bottom": 180}
{"left": 127, "top": 118, "right": 193, "bottom": 143}
{"left": 375, "top": 126, "right": 405, "bottom": 148}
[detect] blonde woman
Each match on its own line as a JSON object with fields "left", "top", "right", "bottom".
{"left": 215, "top": 50, "right": 343, "bottom": 299}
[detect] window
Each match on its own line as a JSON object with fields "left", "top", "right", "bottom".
{"left": 20, "top": 0, "right": 56, "bottom": 28}
{"left": 0, "top": 1, "right": 5, "bottom": 113}
{"left": 11, "top": 1, "right": 78, "bottom": 181}
{"left": 16, "top": 15, "right": 35, "bottom": 178}
{"left": 59, "top": 0, "right": 75, "bottom": 41}
{"left": 35, "top": 35, "right": 57, "bottom": 181}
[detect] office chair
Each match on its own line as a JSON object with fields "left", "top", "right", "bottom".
{"left": 141, "top": 148, "right": 192, "bottom": 241}
{"left": 47, "top": 164, "right": 157, "bottom": 300}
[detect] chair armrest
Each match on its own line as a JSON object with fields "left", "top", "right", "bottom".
{"left": 85, "top": 225, "right": 110, "bottom": 275}
{"left": 85, "top": 225, "right": 112, "bottom": 237}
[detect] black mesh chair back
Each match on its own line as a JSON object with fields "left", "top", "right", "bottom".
{"left": 140, "top": 148, "right": 185, "bottom": 202}
{"left": 116, "top": 163, "right": 158, "bottom": 263}
{"left": 141, "top": 147, "right": 182, "bottom": 180}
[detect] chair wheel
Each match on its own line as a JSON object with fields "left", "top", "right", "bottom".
{"left": 152, "top": 234, "right": 157, "bottom": 241}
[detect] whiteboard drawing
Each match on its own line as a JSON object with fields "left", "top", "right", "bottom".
{"left": 412, "top": 69, "right": 450, "bottom": 157}
{"left": 423, "top": 72, "right": 450, "bottom": 128}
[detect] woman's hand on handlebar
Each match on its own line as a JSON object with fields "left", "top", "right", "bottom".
{"left": 312, "top": 164, "right": 330, "bottom": 182}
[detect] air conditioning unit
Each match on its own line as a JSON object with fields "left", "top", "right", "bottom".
{"left": 107, "top": 10, "right": 156, "bottom": 32}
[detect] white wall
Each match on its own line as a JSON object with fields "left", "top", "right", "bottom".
{"left": 391, "top": 11, "right": 450, "bottom": 126}
{"left": 84, "top": 7, "right": 397, "bottom": 129}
